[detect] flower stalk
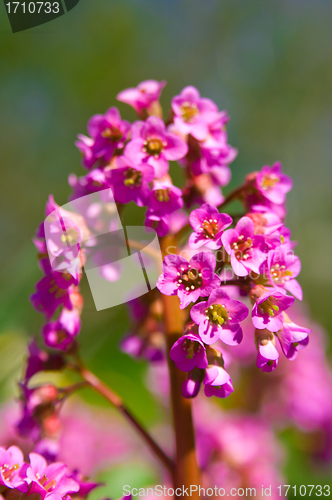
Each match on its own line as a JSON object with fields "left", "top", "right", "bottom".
{"left": 161, "top": 235, "right": 201, "bottom": 496}
{"left": 75, "top": 360, "right": 175, "bottom": 475}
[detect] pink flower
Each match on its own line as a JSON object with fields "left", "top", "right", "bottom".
{"left": 256, "top": 162, "right": 293, "bottom": 205}
{"left": 172, "top": 86, "right": 219, "bottom": 141}
{"left": 182, "top": 368, "right": 205, "bottom": 398}
{"left": 117, "top": 80, "right": 166, "bottom": 114}
{"left": 26, "top": 453, "right": 79, "bottom": 500}
{"left": 156, "top": 252, "right": 221, "bottom": 309}
{"left": 76, "top": 107, "right": 130, "bottom": 169}
{"left": 31, "top": 276, "right": 75, "bottom": 319}
{"left": 255, "top": 329, "right": 279, "bottom": 372}
{"left": 68, "top": 168, "right": 110, "bottom": 201}
{"left": 250, "top": 285, "right": 295, "bottom": 333}
{"left": 204, "top": 365, "right": 234, "bottom": 398}
{"left": 222, "top": 216, "right": 267, "bottom": 276}
{"left": 45, "top": 217, "right": 82, "bottom": 264}
{"left": 190, "top": 289, "right": 248, "bottom": 346}
{"left": 144, "top": 210, "right": 170, "bottom": 237}
{"left": 42, "top": 309, "right": 81, "bottom": 352}
{"left": 170, "top": 333, "right": 208, "bottom": 372}
{"left": 106, "top": 156, "right": 154, "bottom": 206}
{"left": 0, "top": 446, "right": 27, "bottom": 491}
{"left": 75, "top": 135, "right": 96, "bottom": 170}
{"left": 189, "top": 203, "right": 232, "bottom": 250}
{"left": 125, "top": 116, "right": 188, "bottom": 178}
{"left": 267, "top": 247, "right": 302, "bottom": 300}
{"left": 148, "top": 178, "right": 183, "bottom": 215}
{"left": 277, "top": 313, "right": 310, "bottom": 360}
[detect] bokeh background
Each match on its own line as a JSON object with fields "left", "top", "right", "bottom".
{"left": 1, "top": 0, "right": 332, "bottom": 496}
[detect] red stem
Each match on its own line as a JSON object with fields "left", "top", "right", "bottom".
{"left": 75, "top": 361, "right": 175, "bottom": 475}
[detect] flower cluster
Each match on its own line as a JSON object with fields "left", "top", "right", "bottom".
{"left": 157, "top": 183, "right": 308, "bottom": 397}
{"left": 22, "top": 79, "right": 312, "bottom": 468}
{"left": 28, "top": 80, "right": 309, "bottom": 402}
{"left": 0, "top": 444, "right": 98, "bottom": 500}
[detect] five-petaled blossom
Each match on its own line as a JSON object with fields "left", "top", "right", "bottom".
{"left": 170, "top": 333, "right": 208, "bottom": 372}
{"left": 117, "top": 79, "right": 166, "bottom": 114}
{"left": 277, "top": 313, "right": 311, "bottom": 360}
{"left": 256, "top": 162, "right": 293, "bottom": 205}
{"left": 26, "top": 453, "right": 79, "bottom": 500}
{"left": 267, "top": 247, "right": 302, "bottom": 300}
{"left": 106, "top": 156, "right": 154, "bottom": 206}
{"left": 190, "top": 289, "right": 249, "bottom": 346}
{"left": 125, "top": 116, "right": 188, "bottom": 178}
{"left": 0, "top": 446, "right": 27, "bottom": 491}
{"left": 148, "top": 178, "right": 184, "bottom": 215}
{"left": 76, "top": 107, "right": 130, "bottom": 170}
{"left": 222, "top": 216, "right": 266, "bottom": 277}
{"left": 250, "top": 285, "right": 295, "bottom": 333}
{"left": 156, "top": 252, "right": 221, "bottom": 309}
{"left": 204, "top": 365, "right": 234, "bottom": 398}
{"left": 189, "top": 203, "right": 233, "bottom": 250}
{"left": 172, "top": 86, "right": 219, "bottom": 141}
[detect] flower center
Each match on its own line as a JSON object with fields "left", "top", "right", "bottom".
{"left": 182, "top": 338, "right": 201, "bottom": 360}
{"left": 231, "top": 235, "right": 253, "bottom": 260}
{"left": 36, "top": 473, "right": 56, "bottom": 492}
{"left": 201, "top": 218, "right": 219, "bottom": 239}
{"left": 101, "top": 126, "right": 123, "bottom": 141}
{"left": 60, "top": 227, "right": 80, "bottom": 246}
{"left": 123, "top": 168, "right": 142, "bottom": 187}
{"left": 48, "top": 279, "right": 68, "bottom": 299}
{"left": 154, "top": 188, "right": 171, "bottom": 203}
{"left": 176, "top": 267, "right": 203, "bottom": 292}
{"left": 261, "top": 174, "right": 279, "bottom": 190}
{"left": 55, "top": 329, "right": 69, "bottom": 343}
{"left": 61, "top": 272, "right": 72, "bottom": 282}
{"left": 180, "top": 101, "right": 199, "bottom": 123}
{"left": 1, "top": 463, "right": 20, "bottom": 481}
{"left": 142, "top": 137, "right": 165, "bottom": 158}
{"left": 259, "top": 297, "right": 280, "bottom": 317}
{"left": 205, "top": 303, "right": 230, "bottom": 325}
{"left": 270, "top": 264, "right": 293, "bottom": 285}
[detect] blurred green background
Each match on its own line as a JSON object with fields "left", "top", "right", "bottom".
{"left": 1, "top": 0, "right": 332, "bottom": 495}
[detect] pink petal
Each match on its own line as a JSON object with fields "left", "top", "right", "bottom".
{"left": 219, "top": 324, "right": 243, "bottom": 346}
{"left": 235, "top": 217, "right": 254, "bottom": 239}
{"left": 163, "top": 133, "right": 188, "bottom": 161}
{"left": 284, "top": 279, "right": 303, "bottom": 300}
{"left": 230, "top": 252, "right": 249, "bottom": 277}
{"left": 259, "top": 341, "right": 279, "bottom": 361}
{"left": 199, "top": 321, "right": 220, "bottom": 345}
